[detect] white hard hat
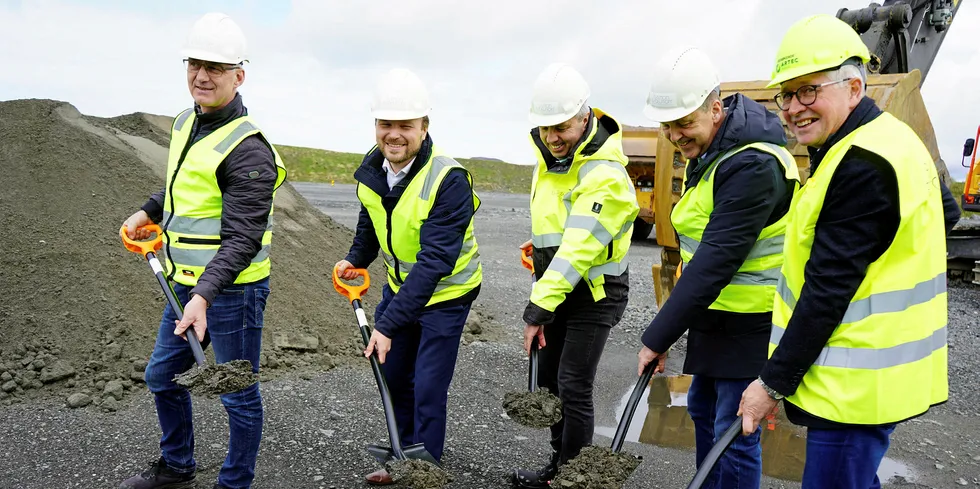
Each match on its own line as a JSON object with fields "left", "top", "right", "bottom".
{"left": 643, "top": 46, "right": 721, "bottom": 123}
{"left": 370, "top": 68, "right": 431, "bottom": 120}
{"left": 180, "top": 12, "right": 248, "bottom": 65}
{"left": 528, "top": 62, "right": 591, "bottom": 127}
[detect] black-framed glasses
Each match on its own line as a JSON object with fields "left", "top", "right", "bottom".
{"left": 183, "top": 58, "right": 241, "bottom": 77}
{"left": 774, "top": 78, "right": 852, "bottom": 110}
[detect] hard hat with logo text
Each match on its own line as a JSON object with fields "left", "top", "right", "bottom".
{"left": 767, "top": 14, "right": 871, "bottom": 88}
{"left": 643, "top": 45, "right": 720, "bottom": 123}
{"left": 528, "top": 62, "right": 591, "bottom": 127}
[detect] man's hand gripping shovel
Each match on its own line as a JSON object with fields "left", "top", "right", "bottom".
{"left": 119, "top": 224, "right": 257, "bottom": 395}
{"left": 333, "top": 266, "right": 453, "bottom": 487}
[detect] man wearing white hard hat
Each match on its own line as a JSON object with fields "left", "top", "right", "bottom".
{"left": 635, "top": 45, "right": 799, "bottom": 488}
{"left": 335, "top": 67, "right": 483, "bottom": 485}
{"left": 119, "top": 12, "right": 286, "bottom": 489}
{"left": 512, "top": 62, "right": 639, "bottom": 488}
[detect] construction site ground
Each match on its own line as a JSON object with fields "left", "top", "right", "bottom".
{"left": 1, "top": 100, "right": 978, "bottom": 489}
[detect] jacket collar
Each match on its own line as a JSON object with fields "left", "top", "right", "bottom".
{"left": 807, "top": 96, "right": 881, "bottom": 173}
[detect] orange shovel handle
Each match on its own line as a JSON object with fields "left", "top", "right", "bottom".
{"left": 120, "top": 224, "right": 163, "bottom": 256}
{"left": 333, "top": 265, "right": 370, "bottom": 302}
{"left": 521, "top": 244, "right": 534, "bottom": 273}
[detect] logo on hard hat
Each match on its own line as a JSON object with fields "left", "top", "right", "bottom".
{"left": 775, "top": 55, "right": 799, "bottom": 73}
{"left": 647, "top": 93, "right": 676, "bottom": 108}
{"left": 533, "top": 102, "right": 560, "bottom": 115}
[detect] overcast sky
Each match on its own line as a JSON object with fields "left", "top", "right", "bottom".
{"left": 2, "top": 0, "right": 978, "bottom": 180}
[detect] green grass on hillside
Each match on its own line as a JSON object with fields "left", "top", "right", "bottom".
{"left": 277, "top": 144, "right": 534, "bottom": 194}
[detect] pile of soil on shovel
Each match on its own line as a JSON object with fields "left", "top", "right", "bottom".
{"left": 502, "top": 390, "right": 563, "bottom": 428}
{"left": 550, "top": 446, "right": 641, "bottom": 489}
{"left": 0, "top": 99, "right": 389, "bottom": 410}
{"left": 387, "top": 459, "right": 454, "bottom": 488}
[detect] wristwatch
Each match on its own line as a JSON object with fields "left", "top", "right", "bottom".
{"left": 756, "top": 377, "right": 784, "bottom": 400}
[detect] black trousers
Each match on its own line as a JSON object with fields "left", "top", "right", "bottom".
{"left": 537, "top": 295, "right": 626, "bottom": 464}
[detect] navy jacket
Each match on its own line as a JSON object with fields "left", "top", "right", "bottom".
{"left": 344, "top": 135, "right": 480, "bottom": 336}
{"left": 760, "top": 97, "right": 960, "bottom": 428}
{"left": 142, "top": 93, "right": 279, "bottom": 305}
{"left": 640, "top": 93, "right": 796, "bottom": 378}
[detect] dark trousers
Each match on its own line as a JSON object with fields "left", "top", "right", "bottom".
{"left": 376, "top": 285, "right": 471, "bottom": 462}
{"left": 144, "top": 278, "right": 268, "bottom": 489}
{"left": 687, "top": 375, "right": 762, "bottom": 489}
{"left": 802, "top": 424, "right": 896, "bottom": 489}
{"left": 537, "top": 297, "right": 625, "bottom": 464}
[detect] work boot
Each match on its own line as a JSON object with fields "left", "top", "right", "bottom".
{"left": 512, "top": 451, "right": 560, "bottom": 489}
{"left": 118, "top": 457, "right": 196, "bottom": 489}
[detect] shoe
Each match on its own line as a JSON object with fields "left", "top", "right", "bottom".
{"left": 365, "top": 468, "right": 394, "bottom": 486}
{"left": 511, "top": 452, "right": 560, "bottom": 489}
{"left": 118, "top": 457, "right": 196, "bottom": 489}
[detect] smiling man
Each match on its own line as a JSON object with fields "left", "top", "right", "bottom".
{"left": 119, "top": 12, "right": 287, "bottom": 489}
{"left": 512, "top": 62, "right": 639, "bottom": 489}
{"left": 636, "top": 45, "right": 800, "bottom": 489}
{"left": 738, "top": 14, "right": 960, "bottom": 489}
{"left": 334, "top": 68, "right": 482, "bottom": 485}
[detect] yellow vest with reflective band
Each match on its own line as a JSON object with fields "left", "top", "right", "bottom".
{"left": 671, "top": 142, "right": 800, "bottom": 313}
{"left": 769, "top": 112, "right": 948, "bottom": 425}
{"left": 162, "top": 108, "right": 287, "bottom": 287}
{"left": 529, "top": 108, "right": 640, "bottom": 310}
{"left": 356, "top": 147, "right": 482, "bottom": 305}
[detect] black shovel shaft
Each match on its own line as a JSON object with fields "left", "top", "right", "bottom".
{"left": 528, "top": 337, "right": 539, "bottom": 393}
{"left": 611, "top": 363, "right": 654, "bottom": 453}
{"left": 351, "top": 299, "right": 407, "bottom": 460}
{"left": 145, "top": 251, "right": 207, "bottom": 367}
{"left": 685, "top": 416, "right": 743, "bottom": 489}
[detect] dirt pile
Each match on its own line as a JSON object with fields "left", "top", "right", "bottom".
{"left": 551, "top": 446, "right": 641, "bottom": 489}
{"left": 0, "top": 99, "right": 387, "bottom": 409}
{"left": 502, "top": 390, "right": 563, "bottom": 428}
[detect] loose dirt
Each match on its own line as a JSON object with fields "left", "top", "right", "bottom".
{"left": 0, "top": 99, "right": 386, "bottom": 410}
{"left": 173, "top": 359, "right": 259, "bottom": 396}
{"left": 551, "top": 446, "right": 642, "bottom": 489}
{"left": 502, "top": 390, "right": 563, "bottom": 428}
{"left": 388, "top": 459, "right": 454, "bottom": 488}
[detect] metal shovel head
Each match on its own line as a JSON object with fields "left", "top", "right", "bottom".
{"left": 366, "top": 442, "right": 439, "bottom": 466}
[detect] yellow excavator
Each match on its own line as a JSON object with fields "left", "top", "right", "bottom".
{"left": 621, "top": 0, "right": 979, "bottom": 306}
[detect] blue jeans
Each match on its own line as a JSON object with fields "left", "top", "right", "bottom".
{"left": 143, "top": 278, "right": 269, "bottom": 489}
{"left": 376, "top": 284, "right": 470, "bottom": 462}
{"left": 802, "top": 424, "right": 896, "bottom": 489}
{"left": 687, "top": 375, "right": 762, "bottom": 489}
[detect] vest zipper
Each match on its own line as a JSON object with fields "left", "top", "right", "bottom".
{"left": 386, "top": 208, "right": 399, "bottom": 283}
{"left": 163, "top": 117, "right": 199, "bottom": 281}
{"left": 177, "top": 237, "right": 222, "bottom": 245}
{"left": 607, "top": 242, "right": 613, "bottom": 260}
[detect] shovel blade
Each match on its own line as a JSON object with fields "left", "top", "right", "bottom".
{"left": 366, "top": 443, "right": 439, "bottom": 467}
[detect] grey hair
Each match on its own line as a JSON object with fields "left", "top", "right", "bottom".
{"left": 830, "top": 61, "right": 867, "bottom": 97}
{"left": 577, "top": 100, "right": 592, "bottom": 119}
{"left": 699, "top": 86, "right": 722, "bottom": 112}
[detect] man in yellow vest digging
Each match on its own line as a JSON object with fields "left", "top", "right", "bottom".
{"left": 512, "top": 62, "right": 639, "bottom": 488}
{"left": 636, "top": 45, "right": 800, "bottom": 489}
{"left": 738, "top": 14, "right": 961, "bottom": 489}
{"left": 119, "top": 12, "right": 286, "bottom": 489}
{"left": 334, "top": 67, "right": 482, "bottom": 485}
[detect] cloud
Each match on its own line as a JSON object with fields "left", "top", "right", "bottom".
{"left": 1, "top": 0, "right": 977, "bottom": 181}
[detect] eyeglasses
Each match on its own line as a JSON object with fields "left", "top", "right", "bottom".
{"left": 773, "top": 78, "right": 852, "bottom": 110}
{"left": 183, "top": 59, "right": 241, "bottom": 77}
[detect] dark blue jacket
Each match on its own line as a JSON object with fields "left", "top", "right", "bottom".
{"left": 344, "top": 134, "right": 480, "bottom": 336}
{"left": 641, "top": 93, "right": 796, "bottom": 378}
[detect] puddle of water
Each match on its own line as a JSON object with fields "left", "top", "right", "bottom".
{"left": 595, "top": 374, "right": 914, "bottom": 483}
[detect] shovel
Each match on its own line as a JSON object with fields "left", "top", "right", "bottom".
{"left": 331, "top": 266, "right": 439, "bottom": 467}
{"left": 120, "top": 224, "right": 257, "bottom": 395}
{"left": 684, "top": 416, "right": 743, "bottom": 489}
{"left": 502, "top": 246, "right": 564, "bottom": 429}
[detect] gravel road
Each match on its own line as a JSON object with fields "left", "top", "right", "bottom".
{"left": 1, "top": 182, "right": 977, "bottom": 489}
